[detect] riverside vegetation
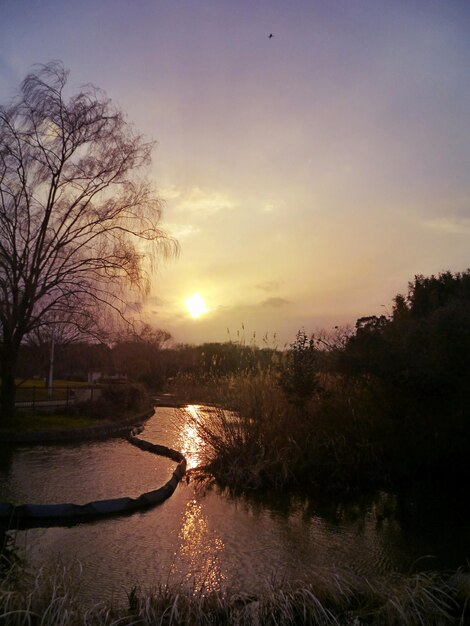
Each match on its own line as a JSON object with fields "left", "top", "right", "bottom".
{"left": 171, "top": 270, "right": 470, "bottom": 493}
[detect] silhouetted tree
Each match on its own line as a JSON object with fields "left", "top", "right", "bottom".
{"left": 394, "top": 270, "right": 470, "bottom": 319}
{"left": 341, "top": 271, "right": 470, "bottom": 461}
{"left": 278, "top": 329, "right": 319, "bottom": 406}
{"left": 0, "top": 62, "right": 177, "bottom": 418}
{"left": 112, "top": 324, "right": 172, "bottom": 389}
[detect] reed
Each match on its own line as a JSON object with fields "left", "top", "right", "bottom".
{"left": 0, "top": 562, "right": 468, "bottom": 625}
{"left": 177, "top": 367, "right": 385, "bottom": 492}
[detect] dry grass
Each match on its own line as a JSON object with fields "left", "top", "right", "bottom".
{"left": 175, "top": 368, "right": 385, "bottom": 492}
{"left": 0, "top": 562, "right": 468, "bottom": 625}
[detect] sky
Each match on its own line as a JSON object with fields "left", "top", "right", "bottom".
{"left": 1, "top": 0, "right": 470, "bottom": 346}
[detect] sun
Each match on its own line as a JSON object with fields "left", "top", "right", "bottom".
{"left": 185, "top": 293, "right": 209, "bottom": 318}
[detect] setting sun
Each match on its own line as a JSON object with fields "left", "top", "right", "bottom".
{"left": 185, "top": 293, "right": 209, "bottom": 318}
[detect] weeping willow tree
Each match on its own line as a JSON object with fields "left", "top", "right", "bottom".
{"left": 0, "top": 62, "right": 177, "bottom": 418}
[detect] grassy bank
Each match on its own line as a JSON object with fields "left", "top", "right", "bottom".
{"left": 2, "top": 412, "right": 96, "bottom": 432}
{"left": 0, "top": 383, "right": 151, "bottom": 435}
{"left": 0, "top": 563, "right": 468, "bottom": 625}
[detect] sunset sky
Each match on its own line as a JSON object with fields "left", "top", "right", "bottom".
{"left": 1, "top": 0, "right": 470, "bottom": 346}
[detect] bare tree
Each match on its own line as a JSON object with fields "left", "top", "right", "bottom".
{"left": 0, "top": 62, "right": 177, "bottom": 418}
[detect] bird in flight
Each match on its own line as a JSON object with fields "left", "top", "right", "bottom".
{"left": 268, "top": 33, "right": 273, "bottom": 38}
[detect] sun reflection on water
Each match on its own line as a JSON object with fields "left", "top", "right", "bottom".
{"left": 178, "top": 405, "right": 205, "bottom": 470}
{"left": 168, "top": 405, "right": 226, "bottom": 591}
{"left": 170, "top": 499, "right": 226, "bottom": 592}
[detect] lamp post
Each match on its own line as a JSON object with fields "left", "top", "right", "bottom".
{"left": 47, "top": 327, "right": 55, "bottom": 399}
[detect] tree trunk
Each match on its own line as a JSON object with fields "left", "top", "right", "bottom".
{"left": 0, "top": 350, "right": 18, "bottom": 420}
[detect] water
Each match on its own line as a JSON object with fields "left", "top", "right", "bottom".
{"left": 0, "top": 406, "right": 468, "bottom": 603}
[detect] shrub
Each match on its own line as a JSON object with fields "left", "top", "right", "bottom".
{"left": 277, "top": 329, "right": 320, "bottom": 406}
{"left": 78, "top": 383, "right": 149, "bottom": 419}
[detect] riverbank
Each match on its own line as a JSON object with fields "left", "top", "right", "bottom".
{"left": 1, "top": 562, "right": 468, "bottom": 625}
{"left": 0, "top": 409, "right": 155, "bottom": 443}
{"left": 0, "top": 388, "right": 187, "bottom": 444}
{"left": 0, "top": 381, "right": 182, "bottom": 444}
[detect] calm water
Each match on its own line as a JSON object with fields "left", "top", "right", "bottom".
{"left": 0, "top": 406, "right": 468, "bottom": 603}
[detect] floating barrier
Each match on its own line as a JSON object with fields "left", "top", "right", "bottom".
{"left": 0, "top": 423, "right": 187, "bottom": 527}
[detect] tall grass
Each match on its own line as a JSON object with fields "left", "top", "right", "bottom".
{"left": 0, "top": 562, "right": 468, "bottom": 625}
{"left": 175, "top": 367, "right": 387, "bottom": 492}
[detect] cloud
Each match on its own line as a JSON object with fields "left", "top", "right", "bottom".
{"left": 160, "top": 185, "right": 183, "bottom": 200}
{"left": 260, "top": 297, "right": 291, "bottom": 308}
{"left": 256, "top": 281, "right": 280, "bottom": 293}
{"left": 424, "top": 217, "right": 470, "bottom": 235}
{"left": 165, "top": 223, "right": 200, "bottom": 238}
{"left": 213, "top": 297, "right": 291, "bottom": 317}
{"left": 263, "top": 202, "right": 275, "bottom": 212}
{"left": 147, "top": 295, "right": 167, "bottom": 306}
{"left": 172, "top": 186, "right": 236, "bottom": 219}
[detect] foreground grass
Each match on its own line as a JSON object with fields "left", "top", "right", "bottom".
{"left": 0, "top": 563, "right": 468, "bottom": 625}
